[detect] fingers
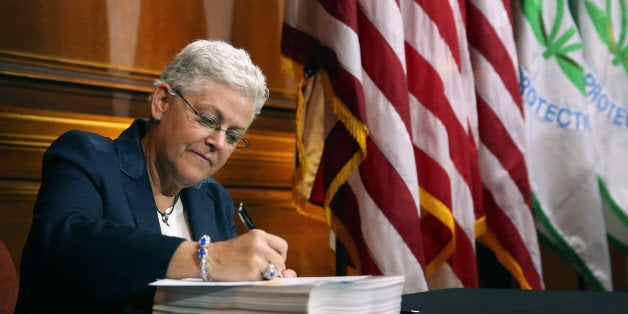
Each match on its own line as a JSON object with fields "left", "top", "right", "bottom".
{"left": 261, "top": 231, "right": 289, "bottom": 260}
{"left": 206, "top": 229, "right": 291, "bottom": 281}
{"left": 281, "top": 269, "right": 298, "bottom": 278}
{"left": 248, "top": 230, "right": 287, "bottom": 278}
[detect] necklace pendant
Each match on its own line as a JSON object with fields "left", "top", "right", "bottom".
{"left": 157, "top": 194, "right": 178, "bottom": 227}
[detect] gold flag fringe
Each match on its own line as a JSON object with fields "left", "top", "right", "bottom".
{"left": 281, "top": 55, "right": 368, "bottom": 274}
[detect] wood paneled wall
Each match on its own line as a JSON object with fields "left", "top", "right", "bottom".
{"left": 0, "top": 0, "right": 333, "bottom": 278}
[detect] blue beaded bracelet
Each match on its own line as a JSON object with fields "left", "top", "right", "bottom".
{"left": 198, "top": 235, "right": 211, "bottom": 281}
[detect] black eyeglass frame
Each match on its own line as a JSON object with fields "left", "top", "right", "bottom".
{"left": 171, "top": 89, "right": 250, "bottom": 150}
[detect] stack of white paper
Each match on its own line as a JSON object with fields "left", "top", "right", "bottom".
{"left": 151, "top": 275, "right": 405, "bottom": 313}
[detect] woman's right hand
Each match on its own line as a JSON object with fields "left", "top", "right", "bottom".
{"left": 206, "top": 229, "right": 290, "bottom": 281}
{"left": 166, "top": 229, "right": 296, "bottom": 281}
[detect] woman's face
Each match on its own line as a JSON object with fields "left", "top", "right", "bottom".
{"left": 150, "top": 82, "right": 254, "bottom": 188}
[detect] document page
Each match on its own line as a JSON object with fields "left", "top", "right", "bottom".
{"left": 150, "top": 275, "right": 370, "bottom": 287}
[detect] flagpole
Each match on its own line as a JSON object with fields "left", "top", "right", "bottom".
{"left": 335, "top": 238, "right": 348, "bottom": 276}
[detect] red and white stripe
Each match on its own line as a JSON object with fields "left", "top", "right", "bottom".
{"left": 466, "top": 0, "right": 543, "bottom": 289}
{"left": 351, "top": 0, "right": 426, "bottom": 293}
{"left": 404, "top": 0, "right": 481, "bottom": 288}
{"left": 282, "top": 0, "right": 543, "bottom": 292}
{"left": 283, "top": 0, "right": 427, "bottom": 293}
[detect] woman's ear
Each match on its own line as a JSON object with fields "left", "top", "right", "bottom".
{"left": 151, "top": 83, "right": 171, "bottom": 121}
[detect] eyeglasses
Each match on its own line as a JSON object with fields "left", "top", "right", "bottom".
{"left": 172, "top": 89, "right": 250, "bottom": 150}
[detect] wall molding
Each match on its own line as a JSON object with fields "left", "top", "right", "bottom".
{"left": 0, "top": 106, "right": 294, "bottom": 158}
{"left": 0, "top": 105, "right": 295, "bottom": 197}
{"left": 0, "top": 50, "right": 156, "bottom": 92}
{"left": 0, "top": 50, "right": 297, "bottom": 110}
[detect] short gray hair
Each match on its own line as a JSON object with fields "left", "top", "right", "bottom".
{"left": 154, "top": 39, "right": 268, "bottom": 119}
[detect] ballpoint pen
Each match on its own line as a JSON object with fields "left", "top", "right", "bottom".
{"left": 238, "top": 202, "right": 256, "bottom": 230}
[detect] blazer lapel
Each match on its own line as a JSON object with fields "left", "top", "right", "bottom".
{"left": 181, "top": 190, "right": 218, "bottom": 240}
{"left": 116, "top": 119, "right": 161, "bottom": 233}
{"left": 124, "top": 175, "right": 162, "bottom": 233}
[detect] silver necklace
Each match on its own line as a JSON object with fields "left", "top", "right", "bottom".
{"left": 157, "top": 194, "right": 179, "bottom": 227}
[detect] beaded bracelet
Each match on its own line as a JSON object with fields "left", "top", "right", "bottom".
{"left": 198, "top": 235, "right": 211, "bottom": 281}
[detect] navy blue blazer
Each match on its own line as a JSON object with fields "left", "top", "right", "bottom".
{"left": 16, "top": 119, "right": 237, "bottom": 313}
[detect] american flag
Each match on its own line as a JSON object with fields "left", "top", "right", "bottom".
{"left": 468, "top": 0, "right": 543, "bottom": 289}
{"left": 281, "top": 0, "right": 543, "bottom": 292}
